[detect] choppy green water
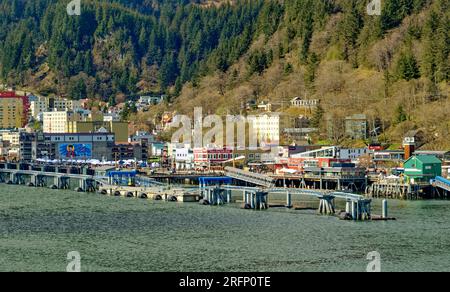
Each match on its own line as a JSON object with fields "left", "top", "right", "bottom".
{"left": 0, "top": 184, "right": 449, "bottom": 272}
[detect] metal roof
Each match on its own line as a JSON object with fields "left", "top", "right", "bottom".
{"left": 407, "top": 155, "right": 442, "bottom": 164}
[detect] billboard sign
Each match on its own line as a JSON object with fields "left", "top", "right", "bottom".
{"left": 59, "top": 143, "right": 92, "bottom": 159}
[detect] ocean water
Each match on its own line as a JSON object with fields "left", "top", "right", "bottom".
{"left": 0, "top": 184, "right": 449, "bottom": 272}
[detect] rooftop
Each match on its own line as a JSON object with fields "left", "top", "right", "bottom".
{"left": 407, "top": 155, "right": 442, "bottom": 164}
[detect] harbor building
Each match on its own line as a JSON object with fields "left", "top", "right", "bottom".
{"left": 173, "top": 146, "right": 194, "bottom": 170}
{"left": 112, "top": 139, "right": 149, "bottom": 162}
{"left": 404, "top": 155, "right": 442, "bottom": 183}
{"left": 194, "top": 147, "right": 233, "bottom": 169}
{"left": 372, "top": 150, "right": 405, "bottom": 163}
{"left": 19, "top": 132, "right": 115, "bottom": 161}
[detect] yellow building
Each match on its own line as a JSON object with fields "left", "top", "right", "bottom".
{"left": 67, "top": 120, "right": 129, "bottom": 143}
{"left": 0, "top": 95, "right": 25, "bottom": 129}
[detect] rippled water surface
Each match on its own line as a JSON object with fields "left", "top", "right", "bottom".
{"left": 0, "top": 185, "right": 449, "bottom": 272}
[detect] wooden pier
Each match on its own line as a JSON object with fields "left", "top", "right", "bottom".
{"left": 366, "top": 181, "right": 422, "bottom": 200}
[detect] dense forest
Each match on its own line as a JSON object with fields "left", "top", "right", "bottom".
{"left": 0, "top": 0, "right": 268, "bottom": 101}
{"left": 0, "top": 0, "right": 449, "bottom": 148}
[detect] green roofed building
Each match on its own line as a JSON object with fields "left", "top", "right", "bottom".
{"left": 404, "top": 155, "right": 442, "bottom": 183}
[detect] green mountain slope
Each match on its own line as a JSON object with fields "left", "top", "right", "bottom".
{"left": 0, "top": 0, "right": 267, "bottom": 100}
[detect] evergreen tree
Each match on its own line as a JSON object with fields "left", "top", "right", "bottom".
{"left": 310, "top": 105, "right": 324, "bottom": 129}
{"left": 394, "top": 104, "right": 408, "bottom": 124}
{"left": 396, "top": 52, "right": 420, "bottom": 81}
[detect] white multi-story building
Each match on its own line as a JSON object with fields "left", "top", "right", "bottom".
{"left": 43, "top": 110, "right": 87, "bottom": 133}
{"left": 251, "top": 113, "right": 280, "bottom": 144}
{"left": 30, "top": 97, "right": 83, "bottom": 120}
{"left": 173, "top": 146, "right": 194, "bottom": 170}
{"left": 43, "top": 111, "right": 72, "bottom": 133}
{"left": 30, "top": 97, "right": 49, "bottom": 119}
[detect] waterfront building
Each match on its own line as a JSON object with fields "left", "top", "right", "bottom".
{"left": 173, "top": 145, "right": 194, "bottom": 170}
{"left": 291, "top": 146, "right": 340, "bottom": 159}
{"left": 287, "top": 146, "right": 367, "bottom": 171}
{"left": 404, "top": 155, "right": 442, "bottom": 183}
{"left": 0, "top": 130, "right": 21, "bottom": 160}
{"left": 414, "top": 151, "right": 450, "bottom": 162}
{"left": 288, "top": 157, "right": 352, "bottom": 171}
{"left": 112, "top": 139, "right": 149, "bottom": 162}
{"left": 43, "top": 109, "right": 128, "bottom": 143}
{"left": 150, "top": 142, "right": 166, "bottom": 157}
{"left": 19, "top": 132, "right": 115, "bottom": 161}
{"left": 232, "top": 148, "right": 272, "bottom": 164}
{"left": 274, "top": 145, "right": 322, "bottom": 158}
{"left": 303, "top": 166, "right": 366, "bottom": 179}
{"left": 149, "top": 142, "right": 169, "bottom": 166}
{"left": 372, "top": 150, "right": 405, "bottom": 163}
{"left": 193, "top": 147, "right": 233, "bottom": 169}
{"left": 0, "top": 91, "right": 30, "bottom": 129}
{"left": 340, "top": 148, "right": 370, "bottom": 161}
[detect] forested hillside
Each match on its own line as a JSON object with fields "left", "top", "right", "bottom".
{"left": 0, "top": 0, "right": 266, "bottom": 101}
{"left": 0, "top": 0, "right": 449, "bottom": 148}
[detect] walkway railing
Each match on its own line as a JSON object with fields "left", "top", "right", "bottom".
{"left": 224, "top": 167, "right": 275, "bottom": 188}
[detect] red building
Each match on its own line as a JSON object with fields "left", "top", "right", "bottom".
{"left": 194, "top": 148, "right": 234, "bottom": 169}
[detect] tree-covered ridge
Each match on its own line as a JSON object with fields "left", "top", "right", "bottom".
{"left": 0, "top": 0, "right": 448, "bottom": 104}
{"left": 0, "top": 0, "right": 270, "bottom": 100}
{"left": 163, "top": 0, "right": 448, "bottom": 149}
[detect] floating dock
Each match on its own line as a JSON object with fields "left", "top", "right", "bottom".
{"left": 98, "top": 185, "right": 199, "bottom": 202}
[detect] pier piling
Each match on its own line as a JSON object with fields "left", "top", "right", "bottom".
{"left": 286, "top": 192, "right": 292, "bottom": 208}
{"left": 382, "top": 199, "right": 388, "bottom": 219}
